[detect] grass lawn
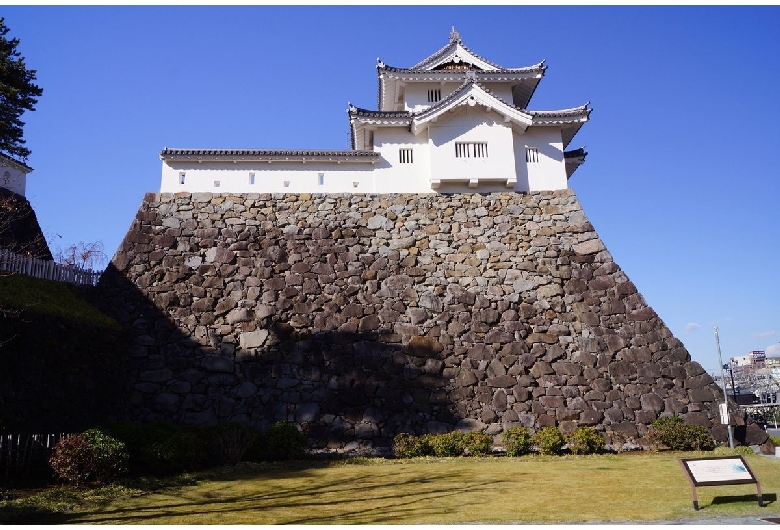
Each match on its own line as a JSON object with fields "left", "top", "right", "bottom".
{"left": 0, "top": 274, "right": 117, "bottom": 328}
{"left": 3, "top": 451, "right": 779, "bottom": 524}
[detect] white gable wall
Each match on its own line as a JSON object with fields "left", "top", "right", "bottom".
{"left": 404, "top": 82, "right": 457, "bottom": 112}
{"left": 0, "top": 165, "right": 27, "bottom": 197}
{"left": 404, "top": 82, "right": 514, "bottom": 114}
{"left": 429, "top": 106, "right": 516, "bottom": 187}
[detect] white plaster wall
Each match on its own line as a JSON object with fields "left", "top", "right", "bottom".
{"left": 429, "top": 106, "right": 516, "bottom": 186}
{"left": 160, "top": 120, "right": 573, "bottom": 194}
{"left": 404, "top": 83, "right": 460, "bottom": 112}
{"left": 161, "top": 162, "right": 377, "bottom": 194}
{"left": 0, "top": 166, "right": 27, "bottom": 196}
{"left": 513, "top": 128, "right": 567, "bottom": 192}
{"left": 404, "top": 83, "right": 514, "bottom": 113}
{"left": 478, "top": 83, "right": 514, "bottom": 103}
{"left": 372, "top": 128, "right": 431, "bottom": 193}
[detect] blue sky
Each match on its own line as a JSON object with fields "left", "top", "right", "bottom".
{"left": 3, "top": 5, "right": 779, "bottom": 376}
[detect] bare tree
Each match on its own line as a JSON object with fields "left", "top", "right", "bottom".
{"left": 53, "top": 240, "right": 107, "bottom": 270}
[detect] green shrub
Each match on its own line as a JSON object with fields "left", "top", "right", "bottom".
{"left": 109, "top": 421, "right": 207, "bottom": 475}
{"left": 463, "top": 431, "right": 492, "bottom": 456}
{"left": 394, "top": 431, "right": 491, "bottom": 458}
{"left": 419, "top": 434, "right": 436, "bottom": 456}
{"left": 567, "top": 427, "right": 605, "bottom": 455}
{"left": 207, "top": 423, "right": 258, "bottom": 466}
{"left": 81, "top": 428, "right": 129, "bottom": 483}
{"left": 503, "top": 426, "right": 533, "bottom": 457}
{"left": 264, "top": 421, "right": 306, "bottom": 460}
{"left": 392, "top": 433, "right": 434, "bottom": 458}
{"left": 770, "top": 435, "right": 780, "bottom": 446}
{"left": 106, "top": 421, "right": 145, "bottom": 472}
{"left": 680, "top": 424, "right": 716, "bottom": 451}
{"left": 49, "top": 434, "right": 95, "bottom": 486}
{"left": 160, "top": 429, "right": 209, "bottom": 472}
{"left": 429, "top": 431, "right": 465, "bottom": 457}
{"left": 534, "top": 426, "right": 566, "bottom": 455}
{"left": 713, "top": 445, "right": 755, "bottom": 456}
{"left": 648, "top": 417, "right": 715, "bottom": 451}
{"left": 393, "top": 433, "right": 424, "bottom": 458}
{"left": 651, "top": 416, "right": 684, "bottom": 428}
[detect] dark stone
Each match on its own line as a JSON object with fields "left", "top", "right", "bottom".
{"left": 738, "top": 423, "right": 770, "bottom": 446}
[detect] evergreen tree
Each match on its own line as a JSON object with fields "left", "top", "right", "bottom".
{"left": 0, "top": 17, "right": 42, "bottom": 162}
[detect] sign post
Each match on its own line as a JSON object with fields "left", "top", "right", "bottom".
{"left": 679, "top": 456, "right": 763, "bottom": 511}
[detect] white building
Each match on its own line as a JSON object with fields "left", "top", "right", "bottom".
{"left": 731, "top": 351, "right": 766, "bottom": 368}
{"left": 0, "top": 153, "right": 32, "bottom": 197}
{"left": 160, "top": 29, "right": 590, "bottom": 194}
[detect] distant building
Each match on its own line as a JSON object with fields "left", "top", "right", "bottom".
{"left": 731, "top": 351, "right": 766, "bottom": 368}
{"left": 0, "top": 153, "right": 32, "bottom": 197}
{"left": 159, "top": 28, "right": 590, "bottom": 194}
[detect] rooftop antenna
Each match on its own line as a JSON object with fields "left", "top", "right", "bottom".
{"left": 715, "top": 326, "right": 735, "bottom": 448}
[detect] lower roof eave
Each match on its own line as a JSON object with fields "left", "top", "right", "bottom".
{"left": 163, "top": 156, "right": 379, "bottom": 165}
{"left": 161, "top": 149, "right": 380, "bottom": 165}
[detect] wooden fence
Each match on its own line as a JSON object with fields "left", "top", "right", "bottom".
{"left": 0, "top": 433, "right": 70, "bottom": 478}
{"left": 0, "top": 249, "right": 102, "bottom": 286}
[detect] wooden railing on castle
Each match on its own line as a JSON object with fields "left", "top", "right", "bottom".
{"left": 0, "top": 249, "right": 102, "bottom": 286}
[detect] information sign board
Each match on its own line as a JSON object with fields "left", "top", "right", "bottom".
{"left": 679, "top": 456, "right": 763, "bottom": 510}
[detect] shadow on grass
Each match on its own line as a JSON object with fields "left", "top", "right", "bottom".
{"left": 34, "top": 462, "right": 494, "bottom": 525}
{"left": 710, "top": 492, "right": 776, "bottom": 507}
{"left": 0, "top": 472, "right": 202, "bottom": 524}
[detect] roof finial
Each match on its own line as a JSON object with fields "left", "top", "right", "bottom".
{"left": 449, "top": 25, "right": 461, "bottom": 44}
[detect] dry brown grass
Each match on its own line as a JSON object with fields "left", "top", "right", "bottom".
{"left": 23, "top": 451, "right": 780, "bottom": 525}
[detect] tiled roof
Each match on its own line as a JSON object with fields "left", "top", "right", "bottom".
{"left": 0, "top": 153, "right": 32, "bottom": 173}
{"left": 412, "top": 79, "right": 492, "bottom": 119}
{"left": 347, "top": 107, "right": 412, "bottom": 120}
{"left": 379, "top": 65, "right": 545, "bottom": 75}
{"left": 160, "top": 148, "right": 378, "bottom": 159}
{"left": 528, "top": 105, "right": 591, "bottom": 120}
{"left": 410, "top": 38, "right": 503, "bottom": 71}
{"left": 564, "top": 147, "right": 587, "bottom": 159}
{"left": 355, "top": 79, "right": 588, "bottom": 136}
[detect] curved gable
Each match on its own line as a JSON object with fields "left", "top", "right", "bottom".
{"left": 411, "top": 81, "right": 532, "bottom": 135}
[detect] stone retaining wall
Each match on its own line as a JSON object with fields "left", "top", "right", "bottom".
{"left": 96, "top": 189, "right": 722, "bottom": 453}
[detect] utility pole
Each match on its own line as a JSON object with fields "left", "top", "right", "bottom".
{"left": 715, "top": 326, "right": 735, "bottom": 448}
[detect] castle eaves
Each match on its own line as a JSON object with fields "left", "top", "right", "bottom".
{"left": 410, "top": 38, "right": 505, "bottom": 71}
{"left": 160, "top": 148, "right": 379, "bottom": 163}
{"left": 0, "top": 153, "right": 33, "bottom": 173}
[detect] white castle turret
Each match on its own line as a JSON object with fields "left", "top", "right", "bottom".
{"left": 0, "top": 153, "right": 32, "bottom": 197}
{"left": 159, "top": 30, "right": 590, "bottom": 194}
